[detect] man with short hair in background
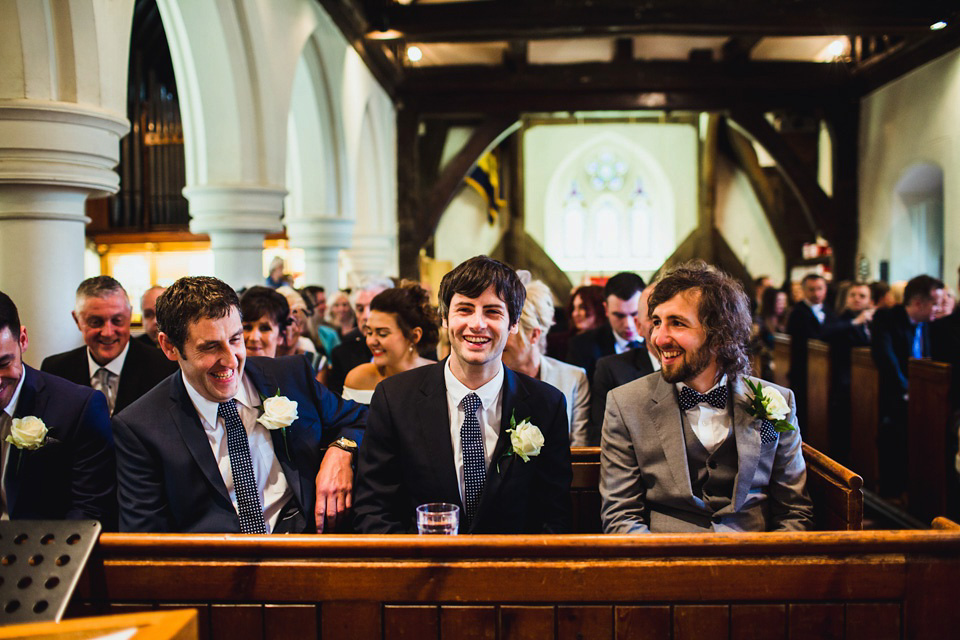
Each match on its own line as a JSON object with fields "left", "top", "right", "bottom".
{"left": 0, "top": 291, "right": 116, "bottom": 525}
{"left": 327, "top": 277, "right": 393, "bottom": 395}
{"left": 567, "top": 272, "right": 645, "bottom": 383}
{"left": 42, "top": 276, "right": 176, "bottom": 416}
{"left": 136, "top": 285, "right": 166, "bottom": 348}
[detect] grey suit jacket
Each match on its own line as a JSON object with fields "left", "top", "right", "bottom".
{"left": 538, "top": 355, "right": 590, "bottom": 446}
{"left": 600, "top": 373, "right": 813, "bottom": 533}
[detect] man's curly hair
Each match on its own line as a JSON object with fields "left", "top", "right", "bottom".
{"left": 647, "top": 260, "right": 752, "bottom": 378}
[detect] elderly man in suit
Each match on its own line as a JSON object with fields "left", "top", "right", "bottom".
{"left": 353, "top": 256, "right": 572, "bottom": 534}
{"left": 42, "top": 276, "right": 177, "bottom": 416}
{"left": 112, "top": 276, "right": 366, "bottom": 533}
{"left": 590, "top": 282, "right": 661, "bottom": 445}
{"left": 0, "top": 291, "right": 116, "bottom": 524}
{"left": 601, "top": 261, "right": 813, "bottom": 533}
{"left": 567, "top": 272, "right": 645, "bottom": 383}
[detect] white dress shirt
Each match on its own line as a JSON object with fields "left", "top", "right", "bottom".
{"left": 87, "top": 342, "right": 128, "bottom": 414}
{"left": 182, "top": 372, "right": 293, "bottom": 532}
{"left": 444, "top": 359, "right": 504, "bottom": 504}
{"left": 677, "top": 375, "right": 731, "bottom": 453}
{"left": 805, "top": 300, "right": 825, "bottom": 324}
{"left": 613, "top": 330, "right": 640, "bottom": 354}
{"left": 0, "top": 372, "right": 26, "bottom": 520}
{"left": 647, "top": 347, "right": 661, "bottom": 372}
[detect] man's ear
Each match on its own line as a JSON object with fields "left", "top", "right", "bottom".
{"left": 157, "top": 332, "right": 181, "bottom": 362}
{"left": 529, "top": 327, "right": 542, "bottom": 344}
{"left": 509, "top": 322, "right": 520, "bottom": 335}
{"left": 71, "top": 310, "right": 81, "bottom": 331}
{"left": 18, "top": 326, "right": 28, "bottom": 352}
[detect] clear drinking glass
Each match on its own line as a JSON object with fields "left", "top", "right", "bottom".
{"left": 416, "top": 502, "right": 460, "bottom": 535}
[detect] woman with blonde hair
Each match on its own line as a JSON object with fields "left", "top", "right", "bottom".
{"left": 502, "top": 275, "right": 591, "bottom": 445}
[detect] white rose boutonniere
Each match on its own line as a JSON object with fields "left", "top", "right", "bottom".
{"left": 7, "top": 416, "right": 50, "bottom": 473}
{"left": 497, "top": 411, "right": 545, "bottom": 472}
{"left": 744, "top": 379, "right": 795, "bottom": 434}
{"left": 257, "top": 392, "right": 298, "bottom": 458}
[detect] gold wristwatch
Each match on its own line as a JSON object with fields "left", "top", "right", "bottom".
{"left": 329, "top": 437, "right": 358, "bottom": 456}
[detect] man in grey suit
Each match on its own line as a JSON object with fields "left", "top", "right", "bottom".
{"left": 601, "top": 261, "right": 813, "bottom": 533}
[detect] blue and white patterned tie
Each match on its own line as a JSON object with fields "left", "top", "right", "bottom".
{"left": 218, "top": 400, "right": 266, "bottom": 534}
{"left": 460, "top": 393, "right": 485, "bottom": 527}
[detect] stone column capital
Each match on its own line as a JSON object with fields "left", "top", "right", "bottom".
{"left": 183, "top": 184, "right": 287, "bottom": 236}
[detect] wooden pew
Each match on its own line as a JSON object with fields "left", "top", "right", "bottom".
{"left": 572, "top": 444, "right": 862, "bottom": 531}
{"left": 772, "top": 332, "right": 790, "bottom": 388}
{"left": 907, "top": 358, "right": 955, "bottom": 522}
{"left": 849, "top": 347, "right": 880, "bottom": 491}
{"left": 805, "top": 339, "right": 831, "bottom": 454}
{"left": 73, "top": 527, "right": 960, "bottom": 640}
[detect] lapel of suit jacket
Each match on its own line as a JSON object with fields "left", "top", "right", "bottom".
{"left": 243, "top": 359, "right": 305, "bottom": 511}
{"left": 650, "top": 374, "right": 699, "bottom": 506}
{"left": 6, "top": 366, "right": 47, "bottom": 513}
{"left": 473, "top": 365, "right": 528, "bottom": 531}
{"left": 169, "top": 373, "right": 232, "bottom": 505}
{"left": 115, "top": 340, "right": 148, "bottom": 414}
{"left": 415, "top": 361, "right": 462, "bottom": 507}
{"left": 729, "top": 376, "right": 762, "bottom": 512}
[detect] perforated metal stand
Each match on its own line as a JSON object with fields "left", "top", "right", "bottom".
{"left": 0, "top": 520, "right": 101, "bottom": 625}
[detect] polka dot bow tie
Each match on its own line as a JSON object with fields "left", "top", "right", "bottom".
{"left": 678, "top": 385, "right": 728, "bottom": 412}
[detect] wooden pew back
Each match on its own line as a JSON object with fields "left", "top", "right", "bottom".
{"left": 772, "top": 333, "right": 791, "bottom": 388}
{"left": 849, "top": 347, "right": 880, "bottom": 490}
{"left": 805, "top": 339, "right": 831, "bottom": 453}
{"left": 908, "top": 358, "right": 954, "bottom": 522}
{"left": 571, "top": 444, "right": 862, "bottom": 531}
{"left": 74, "top": 528, "right": 960, "bottom": 640}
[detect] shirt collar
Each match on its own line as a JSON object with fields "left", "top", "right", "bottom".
{"left": 804, "top": 300, "right": 823, "bottom": 312}
{"left": 612, "top": 329, "right": 633, "bottom": 351}
{"left": 3, "top": 371, "right": 27, "bottom": 419}
{"left": 444, "top": 358, "right": 504, "bottom": 410}
{"left": 676, "top": 373, "right": 728, "bottom": 397}
{"left": 86, "top": 341, "right": 130, "bottom": 379}
{"left": 181, "top": 368, "right": 257, "bottom": 429}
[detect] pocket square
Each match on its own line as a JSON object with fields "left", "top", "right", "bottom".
{"left": 759, "top": 419, "right": 779, "bottom": 445}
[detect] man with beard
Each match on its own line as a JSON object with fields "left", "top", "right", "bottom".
{"left": 600, "top": 261, "right": 813, "bottom": 533}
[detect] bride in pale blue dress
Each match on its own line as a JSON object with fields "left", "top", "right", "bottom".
{"left": 342, "top": 282, "right": 439, "bottom": 404}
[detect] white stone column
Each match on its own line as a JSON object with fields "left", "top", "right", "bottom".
{"left": 345, "top": 232, "right": 396, "bottom": 283}
{"left": 286, "top": 216, "right": 354, "bottom": 292}
{"left": 0, "top": 102, "right": 129, "bottom": 365}
{"left": 183, "top": 185, "right": 286, "bottom": 290}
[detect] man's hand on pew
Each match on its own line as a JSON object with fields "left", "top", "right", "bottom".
{"left": 315, "top": 447, "right": 354, "bottom": 532}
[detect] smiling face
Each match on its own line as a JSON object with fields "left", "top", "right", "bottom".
{"left": 651, "top": 289, "right": 718, "bottom": 392}
{"left": 73, "top": 293, "right": 132, "bottom": 366}
{"left": 0, "top": 325, "right": 28, "bottom": 411}
{"left": 445, "top": 285, "right": 517, "bottom": 384}
{"left": 571, "top": 294, "right": 598, "bottom": 332}
{"left": 605, "top": 292, "right": 641, "bottom": 342}
{"left": 365, "top": 310, "right": 419, "bottom": 370}
{"left": 160, "top": 306, "right": 245, "bottom": 403}
{"left": 355, "top": 288, "right": 386, "bottom": 333}
{"left": 242, "top": 313, "right": 281, "bottom": 358}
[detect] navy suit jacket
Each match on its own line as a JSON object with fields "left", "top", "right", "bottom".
{"left": 327, "top": 328, "right": 371, "bottom": 396}
{"left": 931, "top": 310, "right": 960, "bottom": 410}
{"left": 112, "top": 356, "right": 366, "bottom": 533}
{"left": 41, "top": 338, "right": 178, "bottom": 415}
{"left": 353, "top": 361, "right": 573, "bottom": 534}
{"left": 589, "top": 348, "right": 657, "bottom": 445}
{"left": 872, "top": 305, "right": 927, "bottom": 399}
{"left": 7, "top": 366, "right": 116, "bottom": 526}
{"left": 566, "top": 327, "right": 617, "bottom": 383}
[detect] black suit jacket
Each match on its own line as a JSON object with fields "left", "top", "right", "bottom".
{"left": 7, "top": 366, "right": 116, "bottom": 526}
{"left": 112, "top": 356, "right": 366, "bottom": 533}
{"left": 931, "top": 310, "right": 960, "bottom": 410}
{"left": 785, "top": 302, "right": 843, "bottom": 389}
{"left": 353, "top": 361, "right": 573, "bottom": 534}
{"left": 589, "top": 348, "right": 657, "bottom": 445}
{"left": 327, "top": 328, "right": 371, "bottom": 395}
{"left": 41, "top": 338, "right": 178, "bottom": 415}
{"left": 566, "top": 327, "right": 617, "bottom": 383}
{"left": 871, "top": 304, "right": 927, "bottom": 399}
{"left": 827, "top": 309, "right": 872, "bottom": 389}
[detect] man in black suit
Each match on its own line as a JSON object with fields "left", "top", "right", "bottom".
{"left": 567, "top": 272, "right": 645, "bottom": 383}
{"left": 41, "top": 276, "right": 177, "bottom": 416}
{"left": 135, "top": 285, "right": 165, "bottom": 348}
{"left": 787, "top": 274, "right": 838, "bottom": 429}
{"left": 872, "top": 274, "right": 944, "bottom": 497}
{"left": 590, "top": 282, "right": 660, "bottom": 444}
{"left": 112, "top": 276, "right": 366, "bottom": 533}
{"left": 353, "top": 256, "right": 572, "bottom": 533}
{"left": 0, "top": 291, "right": 116, "bottom": 525}
{"left": 931, "top": 268, "right": 960, "bottom": 488}
{"left": 326, "top": 278, "right": 393, "bottom": 395}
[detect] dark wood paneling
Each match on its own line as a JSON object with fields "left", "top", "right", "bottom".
{"left": 772, "top": 333, "right": 791, "bottom": 388}
{"left": 210, "top": 604, "right": 263, "bottom": 640}
{"left": 845, "top": 603, "right": 900, "bottom": 640}
{"left": 501, "top": 606, "right": 555, "bottom": 639}
{"left": 615, "top": 606, "right": 671, "bottom": 640}
{"left": 806, "top": 339, "right": 832, "bottom": 454}
{"left": 439, "top": 606, "right": 496, "bottom": 640}
{"left": 159, "top": 604, "right": 211, "bottom": 640}
{"left": 674, "top": 605, "right": 729, "bottom": 640}
{"left": 558, "top": 606, "right": 612, "bottom": 640}
{"left": 787, "top": 603, "right": 843, "bottom": 640}
{"left": 849, "top": 347, "right": 880, "bottom": 490}
{"left": 264, "top": 605, "right": 317, "bottom": 640}
{"left": 322, "top": 602, "right": 381, "bottom": 640}
{"left": 907, "top": 358, "right": 953, "bottom": 522}
{"left": 384, "top": 606, "right": 438, "bottom": 640}
{"left": 730, "top": 604, "right": 786, "bottom": 640}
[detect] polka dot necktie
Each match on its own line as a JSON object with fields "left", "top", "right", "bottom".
{"left": 678, "top": 385, "right": 728, "bottom": 412}
{"left": 460, "top": 393, "right": 485, "bottom": 527}
{"left": 218, "top": 400, "right": 266, "bottom": 534}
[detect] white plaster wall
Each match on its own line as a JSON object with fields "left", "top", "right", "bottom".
{"left": 859, "top": 47, "right": 960, "bottom": 282}
{"left": 714, "top": 154, "right": 785, "bottom": 284}
{"left": 434, "top": 187, "right": 507, "bottom": 265}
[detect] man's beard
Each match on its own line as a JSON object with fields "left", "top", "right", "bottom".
{"left": 659, "top": 342, "right": 713, "bottom": 385}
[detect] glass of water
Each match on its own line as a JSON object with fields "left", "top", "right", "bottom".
{"left": 416, "top": 503, "right": 460, "bottom": 534}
